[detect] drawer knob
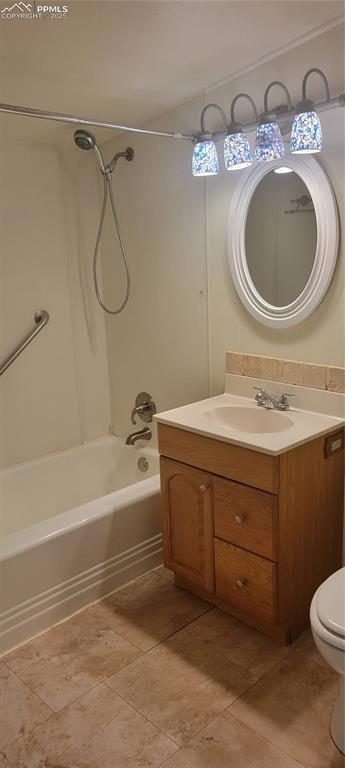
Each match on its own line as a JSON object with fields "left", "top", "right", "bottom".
{"left": 199, "top": 483, "right": 209, "bottom": 492}
{"left": 236, "top": 577, "right": 247, "bottom": 588}
{"left": 234, "top": 514, "right": 246, "bottom": 525}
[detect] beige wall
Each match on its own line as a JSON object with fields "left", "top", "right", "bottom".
{"left": 205, "top": 24, "right": 345, "bottom": 393}
{"left": 101, "top": 96, "right": 209, "bottom": 438}
{"left": 101, "top": 24, "right": 344, "bottom": 418}
{"left": 0, "top": 140, "right": 110, "bottom": 469}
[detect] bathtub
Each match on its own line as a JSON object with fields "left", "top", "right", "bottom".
{"left": 0, "top": 436, "right": 162, "bottom": 654}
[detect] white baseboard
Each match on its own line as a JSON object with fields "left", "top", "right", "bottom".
{"left": 0, "top": 534, "right": 163, "bottom": 655}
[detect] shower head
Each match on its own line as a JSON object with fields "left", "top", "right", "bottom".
{"left": 74, "top": 129, "right": 106, "bottom": 173}
{"left": 74, "top": 129, "right": 96, "bottom": 150}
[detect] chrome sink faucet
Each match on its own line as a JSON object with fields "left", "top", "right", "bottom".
{"left": 254, "top": 387, "right": 296, "bottom": 411}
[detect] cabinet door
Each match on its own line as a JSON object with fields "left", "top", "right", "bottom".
{"left": 160, "top": 457, "right": 214, "bottom": 592}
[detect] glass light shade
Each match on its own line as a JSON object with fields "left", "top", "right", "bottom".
{"left": 224, "top": 132, "right": 253, "bottom": 170}
{"left": 255, "top": 122, "right": 285, "bottom": 162}
{"left": 274, "top": 166, "right": 293, "bottom": 174}
{"left": 192, "top": 140, "right": 219, "bottom": 176}
{"left": 290, "top": 111, "right": 322, "bottom": 154}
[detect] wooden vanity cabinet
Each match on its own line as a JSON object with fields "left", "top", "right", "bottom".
{"left": 158, "top": 423, "right": 344, "bottom": 644}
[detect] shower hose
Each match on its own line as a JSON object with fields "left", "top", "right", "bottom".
{"left": 93, "top": 169, "right": 131, "bottom": 315}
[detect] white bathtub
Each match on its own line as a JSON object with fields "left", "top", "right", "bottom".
{"left": 0, "top": 436, "right": 162, "bottom": 654}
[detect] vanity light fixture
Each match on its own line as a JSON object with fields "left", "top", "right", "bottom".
{"left": 192, "top": 103, "right": 227, "bottom": 176}
{"left": 189, "top": 69, "right": 340, "bottom": 178}
{"left": 224, "top": 93, "right": 257, "bottom": 170}
{"left": 290, "top": 68, "right": 329, "bottom": 155}
{"left": 255, "top": 81, "right": 293, "bottom": 163}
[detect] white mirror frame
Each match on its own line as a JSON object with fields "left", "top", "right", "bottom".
{"left": 227, "top": 155, "right": 339, "bottom": 328}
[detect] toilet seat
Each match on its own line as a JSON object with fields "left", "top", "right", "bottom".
{"left": 316, "top": 567, "right": 345, "bottom": 637}
{"left": 311, "top": 567, "right": 345, "bottom": 651}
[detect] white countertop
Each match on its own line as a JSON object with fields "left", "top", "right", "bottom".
{"left": 155, "top": 379, "right": 345, "bottom": 456}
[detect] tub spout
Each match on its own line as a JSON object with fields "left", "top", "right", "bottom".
{"left": 125, "top": 427, "right": 152, "bottom": 445}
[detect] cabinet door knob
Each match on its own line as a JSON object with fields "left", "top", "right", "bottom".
{"left": 199, "top": 483, "right": 209, "bottom": 492}
{"left": 236, "top": 577, "right": 247, "bottom": 588}
{"left": 234, "top": 514, "right": 246, "bottom": 524}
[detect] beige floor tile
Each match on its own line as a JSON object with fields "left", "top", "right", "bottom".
{"left": 229, "top": 651, "right": 343, "bottom": 768}
{"left": 88, "top": 571, "right": 211, "bottom": 651}
{"left": 4, "top": 610, "right": 141, "bottom": 712}
{"left": 4, "top": 683, "right": 177, "bottom": 768}
{"left": 0, "top": 663, "right": 51, "bottom": 750}
{"left": 108, "top": 624, "right": 257, "bottom": 745}
{"left": 291, "top": 628, "right": 330, "bottom": 670}
{"left": 162, "top": 710, "right": 305, "bottom": 768}
{"left": 182, "top": 608, "right": 290, "bottom": 677}
{"left": 155, "top": 564, "right": 175, "bottom": 582}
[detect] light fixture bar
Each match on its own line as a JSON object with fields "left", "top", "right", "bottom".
{"left": 0, "top": 102, "right": 196, "bottom": 141}
{"left": 211, "top": 93, "right": 345, "bottom": 143}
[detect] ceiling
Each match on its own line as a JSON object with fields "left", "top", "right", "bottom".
{"left": 0, "top": 0, "right": 344, "bottom": 145}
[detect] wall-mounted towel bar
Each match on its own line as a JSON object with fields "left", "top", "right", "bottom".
{"left": 0, "top": 309, "right": 49, "bottom": 377}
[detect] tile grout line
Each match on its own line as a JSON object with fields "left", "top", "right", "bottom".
{"left": 158, "top": 749, "right": 182, "bottom": 768}
{"left": 2, "top": 583, "right": 212, "bottom": 743}
{"left": 1, "top": 677, "right": 161, "bottom": 761}
{"left": 2, "top": 604, "right": 295, "bottom": 752}
{"left": 102, "top": 637, "right": 265, "bottom": 750}
{"left": 3, "top": 645, "right": 149, "bottom": 717}
{"left": 103, "top": 679, "right": 181, "bottom": 749}
{"left": 1, "top": 604, "right": 214, "bottom": 754}
{"left": 0, "top": 679, "right": 103, "bottom": 753}
{"left": 86, "top": 602, "right": 214, "bottom": 654}
{"left": 83, "top": 566, "right": 213, "bottom": 651}
{"left": 157, "top": 708, "right": 308, "bottom": 768}
{"left": 226, "top": 648, "right": 339, "bottom": 767}
{"left": 224, "top": 710, "right": 307, "bottom": 768}
{"left": 228, "top": 707, "right": 311, "bottom": 768}
{"left": 0, "top": 661, "right": 56, "bottom": 715}
{"left": 172, "top": 672, "right": 263, "bottom": 747}
{"left": 145, "top": 633, "right": 329, "bottom": 753}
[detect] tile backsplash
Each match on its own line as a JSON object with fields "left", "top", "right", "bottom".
{"left": 226, "top": 352, "right": 345, "bottom": 394}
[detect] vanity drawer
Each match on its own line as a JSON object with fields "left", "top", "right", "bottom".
{"left": 215, "top": 539, "right": 277, "bottom": 624}
{"left": 213, "top": 477, "right": 277, "bottom": 560}
{"left": 157, "top": 423, "right": 279, "bottom": 493}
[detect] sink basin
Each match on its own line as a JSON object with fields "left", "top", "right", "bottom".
{"left": 202, "top": 406, "right": 294, "bottom": 434}
{"left": 156, "top": 390, "right": 345, "bottom": 455}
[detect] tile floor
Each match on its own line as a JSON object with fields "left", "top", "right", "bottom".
{"left": 0, "top": 566, "right": 343, "bottom": 768}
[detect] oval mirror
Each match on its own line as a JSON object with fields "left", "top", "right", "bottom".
{"left": 227, "top": 156, "right": 338, "bottom": 328}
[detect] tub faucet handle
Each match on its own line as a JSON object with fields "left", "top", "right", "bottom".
{"left": 131, "top": 392, "right": 156, "bottom": 425}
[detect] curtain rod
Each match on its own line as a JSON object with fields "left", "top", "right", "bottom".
{"left": 0, "top": 102, "right": 197, "bottom": 141}
{"left": 0, "top": 93, "right": 343, "bottom": 142}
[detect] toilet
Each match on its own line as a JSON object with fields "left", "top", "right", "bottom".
{"left": 310, "top": 567, "right": 345, "bottom": 754}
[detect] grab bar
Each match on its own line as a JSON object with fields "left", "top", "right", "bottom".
{"left": 0, "top": 309, "right": 49, "bottom": 377}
